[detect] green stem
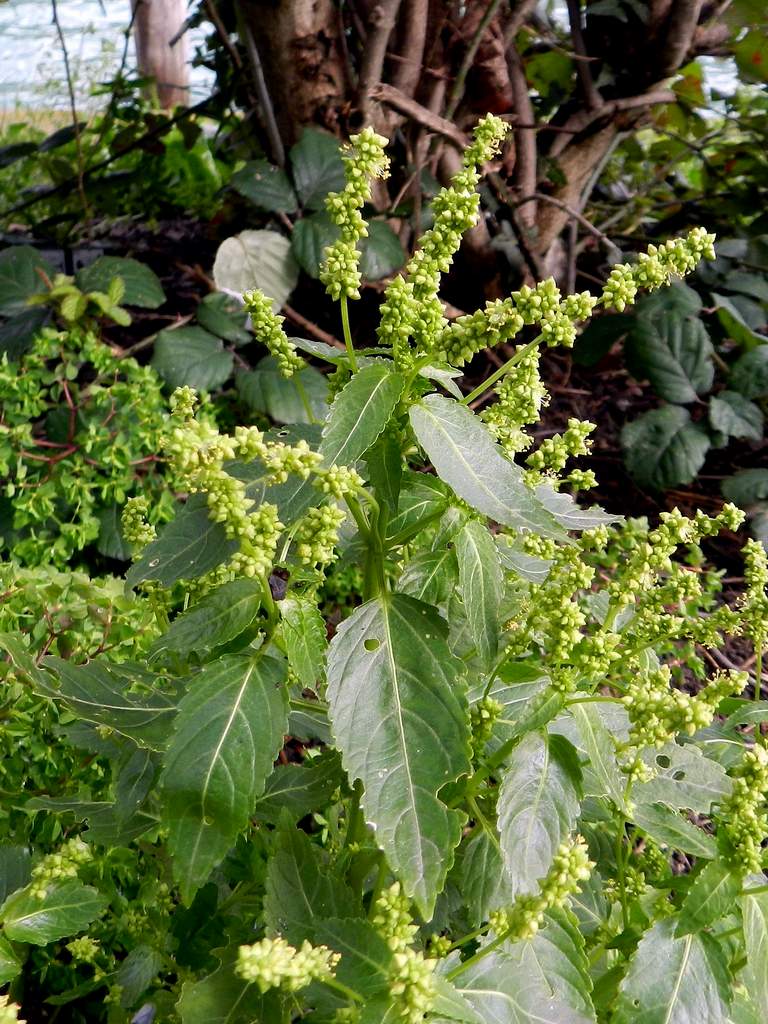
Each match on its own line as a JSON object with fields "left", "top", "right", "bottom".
{"left": 344, "top": 779, "right": 365, "bottom": 850}
{"left": 340, "top": 295, "right": 358, "bottom": 372}
{"left": 294, "top": 376, "right": 318, "bottom": 424}
{"left": 447, "top": 923, "right": 490, "bottom": 953}
{"left": 368, "top": 853, "right": 388, "bottom": 920}
{"left": 755, "top": 642, "right": 763, "bottom": 703}
{"left": 323, "top": 976, "right": 364, "bottom": 1004}
{"left": 446, "top": 930, "right": 506, "bottom": 981}
{"left": 460, "top": 334, "right": 543, "bottom": 406}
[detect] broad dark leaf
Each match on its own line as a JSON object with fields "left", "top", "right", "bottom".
{"left": 77, "top": 256, "right": 165, "bottom": 308}
{"left": 289, "top": 128, "right": 345, "bottom": 210}
{"left": 149, "top": 579, "right": 262, "bottom": 661}
{"left": 1, "top": 880, "right": 107, "bottom": 944}
{"left": 230, "top": 158, "right": 298, "bottom": 212}
{"left": 0, "top": 245, "right": 53, "bottom": 316}
{"left": 626, "top": 315, "right": 714, "bottom": 403}
{"left": 622, "top": 406, "right": 710, "bottom": 491}
{"left": 151, "top": 326, "right": 234, "bottom": 391}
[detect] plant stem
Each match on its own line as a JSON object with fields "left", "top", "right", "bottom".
{"left": 460, "top": 334, "right": 543, "bottom": 406}
{"left": 340, "top": 296, "right": 358, "bottom": 372}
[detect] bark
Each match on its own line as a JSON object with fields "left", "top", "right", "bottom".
{"left": 132, "top": 0, "right": 189, "bottom": 109}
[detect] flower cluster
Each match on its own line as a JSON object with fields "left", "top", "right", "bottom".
{"left": 121, "top": 495, "right": 156, "bottom": 548}
{"left": 315, "top": 464, "right": 364, "bottom": 500}
{"left": 30, "top": 838, "right": 92, "bottom": 899}
{"left": 235, "top": 936, "right": 339, "bottom": 994}
{"left": 378, "top": 115, "right": 508, "bottom": 361}
{"left": 719, "top": 744, "right": 768, "bottom": 874}
{"left": 482, "top": 347, "right": 548, "bottom": 453}
{"left": 470, "top": 696, "right": 504, "bottom": 757}
{"left": 526, "top": 418, "right": 595, "bottom": 480}
{"left": 243, "top": 289, "right": 305, "bottom": 377}
{"left": 601, "top": 228, "right": 716, "bottom": 311}
{"left": 621, "top": 665, "right": 746, "bottom": 755}
{"left": 320, "top": 127, "right": 390, "bottom": 300}
{"left": 67, "top": 936, "right": 101, "bottom": 963}
{"left": 294, "top": 505, "right": 347, "bottom": 566}
{"left": 437, "top": 298, "right": 524, "bottom": 367}
{"left": 489, "top": 837, "right": 592, "bottom": 941}
{"left": 372, "top": 883, "right": 437, "bottom": 1023}
{"left": 741, "top": 539, "right": 768, "bottom": 663}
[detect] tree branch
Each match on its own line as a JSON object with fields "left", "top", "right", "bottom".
{"left": 444, "top": 0, "right": 506, "bottom": 120}
{"left": 655, "top": 0, "right": 705, "bottom": 77}
{"left": 566, "top": 0, "right": 602, "bottom": 110}
{"left": 549, "top": 89, "right": 675, "bottom": 158}
{"left": 390, "top": 0, "right": 429, "bottom": 97}
{"left": 357, "top": 0, "right": 404, "bottom": 122}
{"left": 370, "top": 83, "right": 469, "bottom": 149}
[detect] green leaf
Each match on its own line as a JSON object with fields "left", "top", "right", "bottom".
{"left": 289, "top": 128, "right": 345, "bottom": 210}
{"left": 152, "top": 326, "right": 234, "bottom": 392}
{"left": 571, "top": 869, "right": 609, "bottom": 937}
{"left": 636, "top": 282, "right": 703, "bottom": 319}
{"left": 572, "top": 313, "right": 633, "bottom": 366}
{"left": 264, "top": 825, "right": 358, "bottom": 944}
{"left": 1, "top": 880, "right": 107, "bottom": 944}
{"left": 253, "top": 751, "right": 344, "bottom": 823}
{"left": 77, "top": 256, "right": 165, "bottom": 308}
{"left": 622, "top": 406, "right": 710, "bottom": 491}
{"left": 327, "top": 594, "right": 469, "bottom": 918}
{"left": 626, "top": 314, "right": 714, "bottom": 403}
{"left": 497, "top": 732, "right": 581, "bottom": 896}
{"left": 387, "top": 474, "right": 449, "bottom": 544}
{"left": 0, "top": 845, "right": 31, "bottom": 903}
{"left": 633, "top": 742, "right": 731, "bottom": 812}
{"left": 676, "top": 861, "right": 741, "bottom": 936}
{"left": 399, "top": 547, "right": 458, "bottom": 606}
{"left": 742, "top": 887, "right": 768, "bottom": 1013}
{"left": 632, "top": 802, "right": 717, "bottom": 858}
{"left": 729, "top": 346, "right": 768, "bottom": 399}
{"left": 409, "top": 395, "right": 563, "bottom": 537}
{"left": 196, "top": 292, "right": 251, "bottom": 345}
{"left": 709, "top": 391, "right": 763, "bottom": 440}
{"left": 161, "top": 653, "right": 289, "bottom": 899}
{"left": 722, "top": 468, "right": 768, "bottom": 507}
{"left": 461, "top": 830, "right": 513, "bottom": 927}
{"left": 212, "top": 230, "right": 298, "bottom": 310}
{"left": 0, "top": 307, "right": 49, "bottom": 359}
{"left": 126, "top": 494, "right": 239, "bottom": 590}
{"left": 614, "top": 918, "right": 731, "bottom": 1023}
{"left": 229, "top": 158, "right": 298, "bottom": 212}
{"left": 236, "top": 355, "right": 329, "bottom": 424}
{"left": 177, "top": 946, "right": 283, "bottom": 1024}
{"left": 535, "top": 484, "right": 622, "bottom": 531}
{"left": 713, "top": 292, "right": 767, "bottom": 350}
{"left": 0, "top": 933, "right": 21, "bottom": 985}
{"left": 359, "top": 221, "right": 405, "bottom": 280}
{"left": 456, "top": 520, "right": 503, "bottom": 668}
{"left": 280, "top": 595, "right": 327, "bottom": 689}
{"left": 569, "top": 703, "right": 627, "bottom": 812}
{"left": 320, "top": 363, "right": 404, "bottom": 468}
{"left": 366, "top": 429, "right": 403, "bottom": 514}
{"left": 149, "top": 580, "right": 262, "bottom": 662}
{"left": 496, "top": 537, "right": 552, "bottom": 583}
{"left": 41, "top": 657, "right": 176, "bottom": 749}
{"left": 475, "top": 664, "right": 551, "bottom": 749}
{"left": 291, "top": 211, "right": 339, "bottom": 278}
{"left": 0, "top": 245, "right": 54, "bottom": 315}
{"left": 116, "top": 944, "right": 164, "bottom": 1007}
{"left": 315, "top": 917, "right": 393, "bottom": 999}
{"left": 96, "top": 502, "right": 131, "bottom": 561}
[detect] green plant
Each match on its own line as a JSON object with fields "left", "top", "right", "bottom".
{"left": 2, "top": 117, "right": 768, "bottom": 1023}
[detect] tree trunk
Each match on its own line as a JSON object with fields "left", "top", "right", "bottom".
{"left": 132, "top": 0, "right": 190, "bottom": 109}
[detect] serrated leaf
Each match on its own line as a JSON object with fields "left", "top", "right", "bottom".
{"left": 289, "top": 128, "right": 345, "bottom": 210}
{"left": 327, "top": 593, "right": 469, "bottom": 918}
{"left": 709, "top": 391, "right": 763, "bottom": 440}
{"left": 722, "top": 468, "right": 768, "bottom": 507}
{"left": 116, "top": 944, "right": 164, "bottom": 1007}
{"left": 253, "top": 751, "right": 344, "bottom": 823}
{"left": 152, "top": 326, "right": 234, "bottom": 392}
{"left": 497, "top": 732, "right": 581, "bottom": 896}
{"left": 291, "top": 211, "right": 339, "bottom": 278}
{"left": 264, "top": 825, "right": 358, "bottom": 944}
{"left": 177, "top": 946, "right": 283, "bottom": 1023}
{"left": 0, "top": 244, "right": 54, "bottom": 315}
{"left": 77, "top": 256, "right": 165, "bottom": 308}
{"left": 149, "top": 580, "right": 262, "bottom": 661}
{"left": 196, "top": 292, "right": 251, "bottom": 345}
{"left": 96, "top": 502, "right": 131, "bottom": 561}
{"left": 230, "top": 158, "right": 298, "bottom": 212}
{"left": 280, "top": 595, "right": 327, "bottom": 689}
{"left": 570, "top": 703, "right": 627, "bottom": 811}
{"left": 320, "top": 363, "right": 404, "bottom": 468}
{"left": 475, "top": 664, "right": 551, "bottom": 747}
{"left": 212, "top": 229, "right": 298, "bottom": 310}
{"left": 1, "top": 880, "right": 107, "bottom": 944}
{"left": 729, "top": 346, "right": 768, "bottom": 399}
{"left": 535, "top": 484, "right": 622, "bottom": 531}
{"left": 409, "top": 395, "right": 563, "bottom": 537}
{"left": 614, "top": 918, "right": 731, "bottom": 1023}
{"left": 633, "top": 802, "right": 717, "bottom": 858}
{"left": 161, "top": 653, "right": 289, "bottom": 900}
{"left": 0, "top": 846, "right": 30, "bottom": 905}
{"left": 0, "top": 306, "right": 49, "bottom": 359}
{"left": 676, "top": 861, "right": 741, "bottom": 936}
{"left": 622, "top": 405, "right": 710, "bottom": 491}
{"left": 126, "top": 494, "right": 239, "bottom": 589}
{"left": 359, "top": 220, "right": 405, "bottom": 280}
{"left": 41, "top": 657, "right": 176, "bottom": 749}
{"left": 399, "top": 547, "right": 458, "bottom": 606}
{"left": 634, "top": 742, "right": 731, "bottom": 812}
{"left": 114, "top": 746, "right": 157, "bottom": 824}
{"left": 742, "top": 887, "right": 768, "bottom": 1013}
{"left": 626, "top": 315, "right": 714, "bottom": 403}
{"left": 236, "top": 355, "right": 329, "bottom": 424}
{"left": 387, "top": 474, "right": 450, "bottom": 544}
{"left": 0, "top": 933, "right": 21, "bottom": 985}
{"left": 713, "top": 292, "right": 766, "bottom": 350}
{"left": 456, "top": 520, "right": 503, "bottom": 668}
{"left": 315, "top": 917, "right": 393, "bottom": 999}
{"left": 461, "top": 830, "right": 514, "bottom": 927}
{"left": 495, "top": 536, "right": 552, "bottom": 583}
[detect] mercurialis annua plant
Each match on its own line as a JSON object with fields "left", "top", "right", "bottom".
{"left": 2, "top": 115, "right": 767, "bottom": 1023}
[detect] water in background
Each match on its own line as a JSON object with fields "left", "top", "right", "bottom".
{"left": 0, "top": 0, "right": 214, "bottom": 112}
